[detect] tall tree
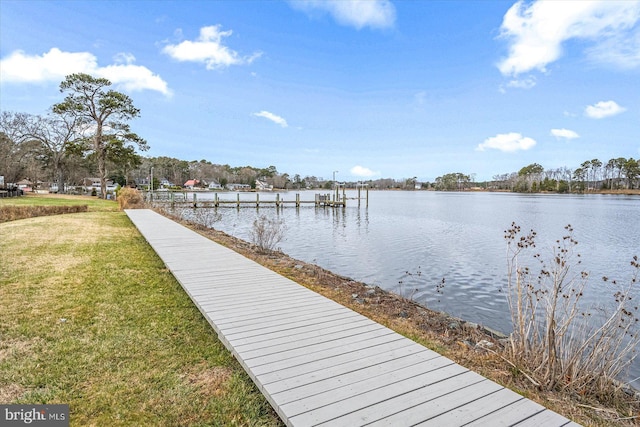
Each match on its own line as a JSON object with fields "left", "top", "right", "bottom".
{"left": 622, "top": 158, "right": 639, "bottom": 189}
{"left": 21, "top": 112, "right": 81, "bottom": 193}
{"left": 518, "top": 163, "right": 544, "bottom": 192}
{"left": 589, "top": 158, "right": 602, "bottom": 191}
{"left": 53, "top": 73, "right": 147, "bottom": 198}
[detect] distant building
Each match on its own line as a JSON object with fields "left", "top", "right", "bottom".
{"left": 255, "top": 180, "right": 273, "bottom": 191}
{"left": 83, "top": 177, "right": 116, "bottom": 192}
{"left": 208, "top": 180, "right": 222, "bottom": 190}
{"left": 160, "top": 178, "right": 174, "bottom": 188}
{"left": 183, "top": 179, "right": 200, "bottom": 189}
{"left": 16, "top": 179, "right": 33, "bottom": 192}
{"left": 226, "top": 183, "right": 251, "bottom": 191}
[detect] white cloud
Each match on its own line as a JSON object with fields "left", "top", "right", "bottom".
{"left": 290, "top": 0, "right": 396, "bottom": 30}
{"left": 497, "top": 0, "right": 640, "bottom": 76}
{"left": 551, "top": 128, "right": 579, "bottom": 139}
{"left": 585, "top": 19, "right": 640, "bottom": 69}
{"left": 162, "top": 25, "right": 261, "bottom": 70}
{"left": 350, "top": 165, "right": 379, "bottom": 177}
{"left": 584, "top": 100, "right": 626, "bottom": 119}
{"left": 0, "top": 48, "right": 171, "bottom": 95}
{"left": 476, "top": 132, "right": 536, "bottom": 152}
{"left": 252, "top": 111, "right": 288, "bottom": 128}
{"left": 507, "top": 76, "right": 537, "bottom": 90}
{"left": 499, "top": 75, "right": 537, "bottom": 93}
{"left": 1, "top": 48, "right": 97, "bottom": 83}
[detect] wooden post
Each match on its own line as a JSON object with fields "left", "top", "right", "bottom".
{"left": 215, "top": 193, "right": 219, "bottom": 207}
{"left": 296, "top": 193, "right": 300, "bottom": 208}
{"left": 237, "top": 193, "right": 240, "bottom": 208}
{"left": 276, "top": 193, "right": 280, "bottom": 207}
{"left": 366, "top": 187, "right": 369, "bottom": 208}
{"left": 170, "top": 191, "right": 175, "bottom": 208}
{"left": 256, "top": 193, "right": 260, "bottom": 208}
{"left": 342, "top": 185, "right": 346, "bottom": 207}
{"left": 193, "top": 192, "right": 197, "bottom": 208}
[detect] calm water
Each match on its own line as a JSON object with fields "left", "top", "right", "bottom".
{"left": 170, "top": 190, "right": 640, "bottom": 383}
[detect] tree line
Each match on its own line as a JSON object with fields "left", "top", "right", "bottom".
{"left": 2, "top": 73, "right": 638, "bottom": 196}
{"left": 490, "top": 158, "right": 639, "bottom": 192}
{"left": 433, "top": 159, "right": 639, "bottom": 192}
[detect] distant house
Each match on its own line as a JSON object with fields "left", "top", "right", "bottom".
{"left": 255, "top": 180, "right": 273, "bottom": 191}
{"left": 208, "top": 180, "right": 222, "bottom": 190}
{"left": 160, "top": 178, "right": 174, "bottom": 188}
{"left": 16, "top": 179, "right": 33, "bottom": 192}
{"left": 183, "top": 179, "right": 200, "bottom": 189}
{"left": 83, "top": 178, "right": 116, "bottom": 192}
{"left": 226, "top": 183, "right": 251, "bottom": 191}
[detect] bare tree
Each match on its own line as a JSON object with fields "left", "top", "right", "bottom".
{"left": 0, "top": 111, "right": 40, "bottom": 186}
{"left": 20, "top": 112, "right": 82, "bottom": 192}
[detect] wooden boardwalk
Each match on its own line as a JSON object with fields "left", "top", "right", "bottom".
{"left": 125, "top": 209, "right": 580, "bottom": 427}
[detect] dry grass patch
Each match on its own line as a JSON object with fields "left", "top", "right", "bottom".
{"left": 182, "top": 363, "right": 233, "bottom": 398}
{"left": 0, "top": 384, "right": 26, "bottom": 403}
{"left": 0, "top": 337, "right": 42, "bottom": 364}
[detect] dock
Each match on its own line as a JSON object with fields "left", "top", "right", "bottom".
{"left": 145, "top": 185, "right": 369, "bottom": 209}
{"left": 125, "top": 209, "right": 580, "bottom": 427}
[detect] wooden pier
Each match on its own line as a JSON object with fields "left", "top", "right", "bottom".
{"left": 125, "top": 208, "right": 580, "bottom": 427}
{"left": 145, "top": 185, "right": 368, "bottom": 209}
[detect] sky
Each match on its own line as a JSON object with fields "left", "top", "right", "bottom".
{"left": 1, "top": 0, "right": 639, "bottom": 182}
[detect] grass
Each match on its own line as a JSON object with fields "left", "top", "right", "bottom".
{"left": 0, "top": 193, "right": 119, "bottom": 212}
{"left": 0, "top": 202, "right": 281, "bottom": 426}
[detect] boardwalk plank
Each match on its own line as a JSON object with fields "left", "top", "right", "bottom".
{"left": 263, "top": 343, "right": 430, "bottom": 394}
{"left": 463, "top": 399, "right": 545, "bottom": 427}
{"left": 271, "top": 353, "right": 448, "bottom": 406}
{"left": 256, "top": 340, "right": 417, "bottom": 385}
{"left": 364, "top": 380, "right": 504, "bottom": 427}
{"left": 513, "top": 410, "right": 578, "bottom": 427}
{"left": 125, "top": 209, "right": 579, "bottom": 427}
{"left": 232, "top": 318, "right": 376, "bottom": 351}
{"left": 224, "top": 311, "right": 363, "bottom": 342}
{"left": 290, "top": 367, "right": 477, "bottom": 426}
{"left": 243, "top": 327, "right": 394, "bottom": 367}
{"left": 413, "top": 387, "right": 523, "bottom": 426}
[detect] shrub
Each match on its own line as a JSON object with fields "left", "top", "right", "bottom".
{"left": 117, "top": 187, "right": 144, "bottom": 210}
{"left": 0, "top": 205, "right": 88, "bottom": 223}
{"left": 250, "top": 215, "right": 286, "bottom": 253}
{"left": 188, "top": 207, "right": 221, "bottom": 229}
{"left": 503, "top": 222, "right": 639, "bottom": 396}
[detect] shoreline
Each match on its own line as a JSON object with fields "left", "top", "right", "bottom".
{"left": 161, "top": 208, "right": 639, "bottom": 426}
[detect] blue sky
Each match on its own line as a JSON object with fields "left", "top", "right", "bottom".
{"left": 1, "top": 0, "right": 639, "bottom": 182}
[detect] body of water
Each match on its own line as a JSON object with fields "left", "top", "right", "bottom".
{"left": 167, "top": 190, "right": 640, "bottom": 383}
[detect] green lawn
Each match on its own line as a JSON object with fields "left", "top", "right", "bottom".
{"left": 0, "top": 193, "right": 118, "bottom": 212}
{"left": 0, "top": 206, "right": 281, "bottom": 426}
